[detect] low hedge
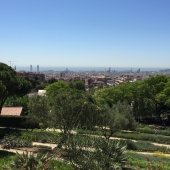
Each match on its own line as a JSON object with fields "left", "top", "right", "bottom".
{"left": 136, "top": 126, "right": 170, "bottom": 136}
{"left": 114, "top": 132, "right": 170, "bottom": 144}
{"left": 1, "top": 135, "right": 32, "bottom": 149}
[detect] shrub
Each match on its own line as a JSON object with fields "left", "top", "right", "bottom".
{"left": 114, "top": 132, "right": 170, "bottom": 144}
{"left": 20, "top": 131, "right": 60, "bottom": 143}
{"left": 137, "top": 126, "right": 170, "bottom": 136}
{"left": 7, "top": 152, "right": 52, "bottom": 170}
{"left": 125, "top": 140, "right": 138, "bottom": 150}
{"left": 94, "top": 140, "right": 127, "bottom": 169}
{"left": 1, "top": 135, "right": 31, "bottom": 149}
{"left": 66, "top": 135, "right": 127, "bottom": 170}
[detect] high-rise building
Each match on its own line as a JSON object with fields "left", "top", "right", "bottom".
{"left": 37, "top": 65, "right": 39, "bottom": 73}
{"left": 30, "top": 65, "right": 33, "bottom": 72}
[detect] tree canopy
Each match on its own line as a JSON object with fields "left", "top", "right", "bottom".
{"left": 0, "top": 63, "right": 31, "bottom": 111}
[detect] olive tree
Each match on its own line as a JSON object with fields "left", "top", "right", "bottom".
{"left": 99, "top": 102, "right": 136, "bottom": 140}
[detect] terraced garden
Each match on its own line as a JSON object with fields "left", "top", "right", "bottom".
{"left": 0, "top": 124, "right": 170, "bottom": 169}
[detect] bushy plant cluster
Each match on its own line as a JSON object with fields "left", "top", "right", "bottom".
{"left": 114, "top": 131, "right": 170, "bottom": 144}
{"left": 20, "top": 130, "right": 60, "bottom": 143}
{"left": 7, "top": 152, "right": 52, "bottom": 170}
{"left": 126, "top": 140, "right": 170, "bottom": 153}
{"left": 137, "top": 126, "right": 170, "bottom": 136}
{"left": 66, "top": 136, "right": 127, "bottom": 170}
{"left": 1, "top": 135, "right": 31, "bottom": 149}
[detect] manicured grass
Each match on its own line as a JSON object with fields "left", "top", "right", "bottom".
{"left": 127, "top": 152, "right": 170, "bottom": 170}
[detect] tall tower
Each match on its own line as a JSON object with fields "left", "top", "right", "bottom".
{"left": 30, "top": 65, "right": 33, "bottom": 72}
{"left": 37, "top": 65, "right": 39, "bottom": 73}
{"left": 108, "top": 67, "right": 111, "bottom": 73}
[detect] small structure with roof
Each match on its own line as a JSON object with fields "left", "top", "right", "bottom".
{"left": 0, "top": 107, "right": 23, "bottom": 117}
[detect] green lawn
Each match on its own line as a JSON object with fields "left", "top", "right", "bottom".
{"left": 127, "top": 152, "right": 170, "bottom": 170}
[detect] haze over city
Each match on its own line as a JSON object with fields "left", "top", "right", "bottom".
{"left": 0, "top": 0, "right": 170, "bottom": 68}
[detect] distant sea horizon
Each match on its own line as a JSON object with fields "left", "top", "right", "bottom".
{"left": 15, "top": 66, "right": 170, "bottom": 72}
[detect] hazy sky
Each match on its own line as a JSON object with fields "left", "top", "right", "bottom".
{"left": 0, "top": 0, "right": 170, "bottom": 68}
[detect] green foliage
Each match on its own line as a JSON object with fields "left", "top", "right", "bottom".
{"left": 136, "top": 126, "right": 170, "bottom": 136}
{"left": 94, "top": 75, "right": 170, "bottom": 124}
{"left": 49, "top": 89, "right": 84, "bottom": 132}
{"left": 125, "top": 140, "right": 170, "bottom": 153}
{"left": 0, "top": 128, "right": 21, "bottom": 139}
{"left": 28, "top": 96, "right": 49, "bottom": 128}
{"left": 76, "top": 130, "right": 170, "bottom": 154}
{"left": 48, "top": 160, "right": 74, "bottom": 170}
{"left": 0, "top": 62, "right": 31, "bottom": 111}
{"left": 1, "top": 134, "right": 32, "bottom": 149}
{"left": 69, "top": 80, "right": 85, "bottom": 91}
{"left": 129, "top": 75, "right": 170, "bottom": 122}
{"left": 0, "top": 151, "right": 72, "bottom": 170}
{"left": 127, "top": 152, "right": 170, "bottom": 170}
{"left": 0, "top": 63, "right": 18, "bottom": 110}
{"left": 4, "top": 96, "right": 29, "bottom": 115}
{"left": 20, "top": 130, "right": 60, "bottom": 143}
{"left": 94, "top": 140, "right": 127, "bottom": 170}
{"left": 78, "top": 94, "right": 99, "bottom": 129}
{"left": 46, "top": 80, "right": 69, "bottom": 98}
{"left": 49, "top": 88, "right": 99, "bottom": 137}
{"left": 45, "top": 81, "right": 98, "bottom": 134}
{"left": 94, "top": 83, "right": 133, "bottom": 107}
{"left": 99, "top": 103, "right": 136, "bottom": 139}
{"left": 7, "top": 152, "right": 52, "bottom": 170}
{"left": 67, "top": 136, "right": 127, "bottom": 170}
{"left": 0, "top": 151, "right": 15, "bottom": 170}
{"left": 114, "top": 131, "right": 170, "bottom": 144}
{"left": 15, "top": 76, "right": 32, "bottom": 96}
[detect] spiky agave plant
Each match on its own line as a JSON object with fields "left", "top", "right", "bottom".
{"left": 7, "top": 152, "right": 52, "bottom": 170}
{"left": 66, "top": 135, "right": 127, "bottom": 170}
{"left": 94, "top": 140, "right": 127, "bottom": 170}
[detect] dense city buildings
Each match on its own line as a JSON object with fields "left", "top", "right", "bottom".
{"left": 17, "top": 67, "right": 170, "bottom": 90}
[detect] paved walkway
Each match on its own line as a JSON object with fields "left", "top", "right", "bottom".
{"left": 32, "top": 142, "right": 57, "bottom": 149}
{"left": 1, "top": 143, "right": 170, "bottom": 158}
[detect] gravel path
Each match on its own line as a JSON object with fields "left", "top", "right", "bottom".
{"left": 1, "top": 143, "right": 170, "bottom": 158}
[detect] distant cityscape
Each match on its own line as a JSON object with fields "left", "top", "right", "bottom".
{"left": 15, "top": 65, "right": 170, "bottom": 90}
{"left": 15, "top": 66, "right": 170, "bottom": 72}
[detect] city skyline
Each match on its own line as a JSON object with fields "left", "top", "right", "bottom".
{"left": 0, "top": 0, "right": 170, "bottom": 67}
